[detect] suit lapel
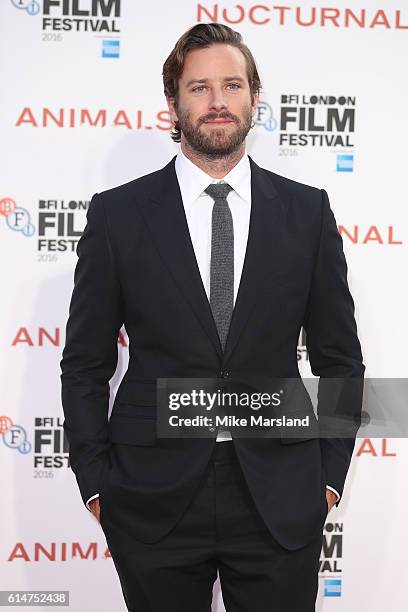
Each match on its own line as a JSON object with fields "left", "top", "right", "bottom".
{"left": 139, "top": 156, "right": 223, "bottom": 359}
{"left": 138, "top": 155, "right": 287, "bottom": 365}
{"left": 221, "top": 157, "right": 286, "bottom": 365}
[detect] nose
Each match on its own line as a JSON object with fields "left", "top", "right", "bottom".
{"left": 208, "top": 86, "right": 228, "bottom": 112}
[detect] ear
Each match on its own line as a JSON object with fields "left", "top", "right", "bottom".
{"left": 251, "top": 92, "right": 260, "bottom": 117}
{"left": 166, "top": 96, "right": 179, "bottom": 124}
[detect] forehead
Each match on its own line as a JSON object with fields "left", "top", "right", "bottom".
{"left": 180, "top": 44, "right": 248, "bottom": 84}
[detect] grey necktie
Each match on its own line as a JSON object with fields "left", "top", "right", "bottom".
{"left": 205, "top": 182, "right": 234, "bottom": 351}
{"left": 205, "top": 182, "right": 234, "bottom": 436}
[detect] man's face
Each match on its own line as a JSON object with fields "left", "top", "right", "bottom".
{"left": 167, "top": 44, "right": 259, "bottom": 157}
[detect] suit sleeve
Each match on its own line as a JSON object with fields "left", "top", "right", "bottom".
{"left": 302, "top": 189, "right": 365, "bottom": 505}
{"left": 60, "top": 193, "right": 124, "bottom": 509}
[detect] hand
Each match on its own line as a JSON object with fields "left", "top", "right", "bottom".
{"left": 89, "top": 498, "right": 101, "bottom": 523}
{"left": 326, "top": 489, "right": 337, "bottom": 514}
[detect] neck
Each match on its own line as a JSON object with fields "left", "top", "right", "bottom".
{"left": 180, "top": 140, "right": 246, "bottom": 178}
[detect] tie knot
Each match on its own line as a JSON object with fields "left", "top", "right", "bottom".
{"left": 204, "top": 182, "right": 233, "bottom": 201}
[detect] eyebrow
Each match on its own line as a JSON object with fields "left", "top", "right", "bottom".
{"left": 185, "top": 76, "right": 246, "bottom": 87}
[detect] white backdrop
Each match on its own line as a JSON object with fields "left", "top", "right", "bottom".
{"left": 1, "top": 0, "right": 407, "bottom": 610}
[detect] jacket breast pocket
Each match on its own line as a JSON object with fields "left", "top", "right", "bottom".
{"left": 108, "top": 413, "right": 157, "bottom": 446}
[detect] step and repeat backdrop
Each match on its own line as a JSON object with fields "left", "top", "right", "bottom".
{"left": 1, "top": 1, "right": 407, "bottom": 610}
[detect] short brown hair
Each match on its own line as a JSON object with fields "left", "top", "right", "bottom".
{"left": 162, "top": 23, "right": 262, "bottom": 143}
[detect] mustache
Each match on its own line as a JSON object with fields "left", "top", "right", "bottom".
{"left": 198, "top": 112, "right": 239, "bottom": 126}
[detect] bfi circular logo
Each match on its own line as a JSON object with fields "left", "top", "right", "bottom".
{"left": 0, "top": 416, "right": 32, "bottom": 453}
{"left": 0, "top": 197, "right": 36, "bottom": 237}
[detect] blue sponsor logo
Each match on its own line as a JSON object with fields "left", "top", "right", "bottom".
{"left": 337, "top": 154, "right": 353, "bottom": 172}
{"left": 324, "top": 578, "right": 342, "bottom": 597}
{"left": 102, "top": 39, "right": 120, "bottom": 58}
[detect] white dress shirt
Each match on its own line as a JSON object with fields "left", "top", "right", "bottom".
{"left": 85, "top": 149, "right": 340, "bottom": 510}
{"left": 175, "top": 148, "right": 251, "bottom": 444}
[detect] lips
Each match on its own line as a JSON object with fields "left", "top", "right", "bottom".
{"left": 205, "top": 119, "right": 233, "bottom": 124}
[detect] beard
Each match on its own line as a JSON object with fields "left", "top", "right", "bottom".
{"left": 175, "top": 104, "right": 253, "bottom": 157}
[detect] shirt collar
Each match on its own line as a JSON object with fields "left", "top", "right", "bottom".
{"left": 175, "top": 148, "right": 251, "bottom": 210}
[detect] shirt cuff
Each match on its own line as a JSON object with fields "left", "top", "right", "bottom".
{"left": 326, "top": 485, "right": 341, "bottom": 502}
{"left": 86, "top": 494, "right": 100, "bottom": 512}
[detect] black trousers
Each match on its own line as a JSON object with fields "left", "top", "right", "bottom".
{"left": 104, "top": 440, "right": 323, "bottom": 612}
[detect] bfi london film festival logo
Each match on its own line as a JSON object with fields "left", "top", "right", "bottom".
{"left": 0, "top": 415, "right": 70, "bottom": 470}
{"left": 10, "top": 0, "right": 121, "bottom": 57}
{"left": 279, "top": 94, "right": 355, "bottom": 159}
{"left": 37, "top": 197, "right": 88, "bottom": 254}
{"left": 251, "top": 95, "right": 356, "bottom": 172}
{"left": 320, "top": 521, "right": 343, "bottom": 597}
{"left": 33, "top": 417, "right": 70, "bottom": 469}
{"left": 0, "top": 195, "right": 90, "bottom": 258}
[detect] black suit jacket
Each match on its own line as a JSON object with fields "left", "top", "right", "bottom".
{"left": 60, "top": 155, "right": 364, "bottom": 552}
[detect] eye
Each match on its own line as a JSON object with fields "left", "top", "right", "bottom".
{"left": 227, "top": 83, "right": 241, "bottom": 90}
{"left": 192, "top": 85, "right": 207, "bottom": 93}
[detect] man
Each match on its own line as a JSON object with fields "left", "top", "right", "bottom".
{"left": 60, "top": 23, "right": 364, "bottom": 612}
